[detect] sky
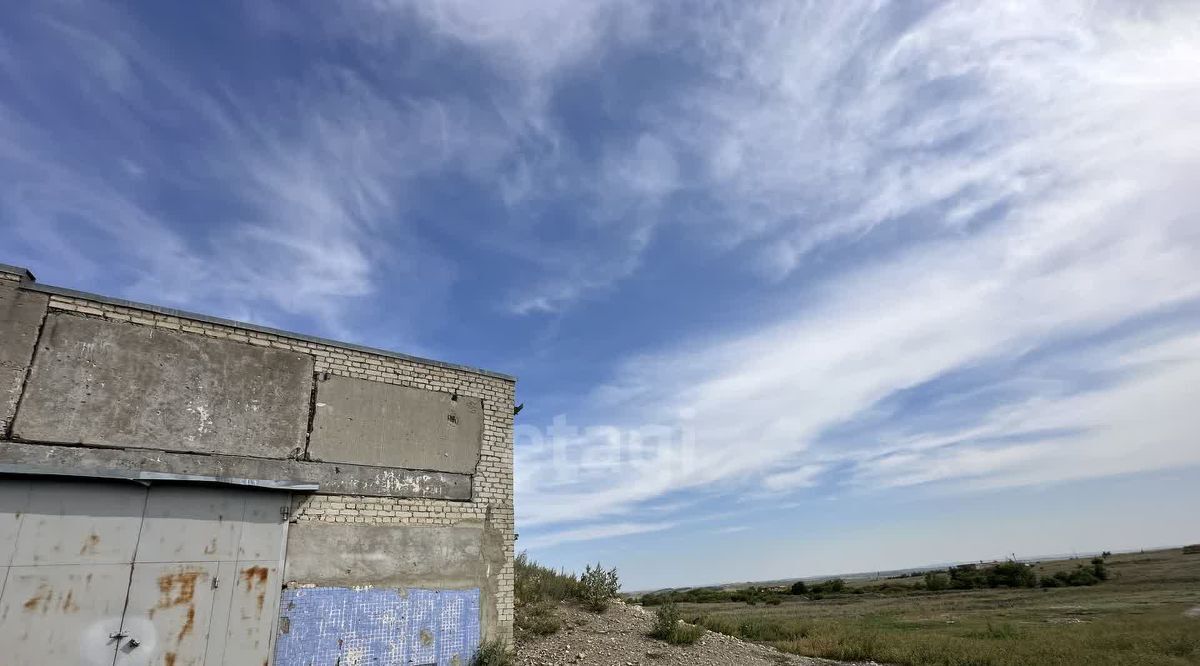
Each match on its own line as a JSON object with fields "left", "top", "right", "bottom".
{"left": 2, "top": 1, "right": 1199, "bottom": 591}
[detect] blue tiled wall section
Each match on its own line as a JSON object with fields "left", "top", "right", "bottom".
{"left": 274, "top": 587, "right": 482, "bottom": 665}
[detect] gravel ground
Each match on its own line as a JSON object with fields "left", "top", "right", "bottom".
{"left": 516, "top": 601, "right": 879, "bottom": 666}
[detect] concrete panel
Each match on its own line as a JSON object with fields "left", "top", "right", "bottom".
{"left": 0, "top": 285, "right": 47, "bottom": 433}
{"left": 284, "top": 521, "right": 505, "bottom": 640}
{"left": 309, "top": 374, "right": 483, "bottom": 474}
{"left": 0, "top": 440, "right": 472, "bottom": 499}
{"left": 12, "top": 313, "right": 313, "bottom": 458}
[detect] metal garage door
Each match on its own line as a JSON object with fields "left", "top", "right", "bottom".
{"left": 0, "top": 479, "right": 289, "bottom": 666}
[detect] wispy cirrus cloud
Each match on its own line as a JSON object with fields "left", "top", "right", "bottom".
{"left": 515, "top": 0, "right": 1200, "bottom": 546}
{"left": 0, "top": 2, "right": 512, "bottom": 343}
{"left": 519, "top": 520, "right": 678, "bottom": 551}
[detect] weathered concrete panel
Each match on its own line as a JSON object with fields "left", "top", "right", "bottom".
{"left": 309, "top": 375, "right": 483, "bottom": 474}
{"left": 12, "top": 313, "right": 313, "bottom": 457}
{"left": 284, "top": 521, "right": 504, "bottom": 639}
{"left": 0, "top": 440, "right": 472, "bottom": 499}
{"left": 0, "top": 284, "right": 47, "bottom": 433}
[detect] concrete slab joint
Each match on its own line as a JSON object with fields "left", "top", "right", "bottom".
{"left": 0, "top": 282, "right": 48, "bottom": 435}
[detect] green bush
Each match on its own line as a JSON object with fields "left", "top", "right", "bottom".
{"left": 579, "top": 562, "right": 620, "bottom": 612}
{"left": 515, "top": 551, "right": 580, "bottom": 605}
{"left": 649, "top": 602, "right": 705, "bottom": 645}
{"left": 809, "top": 578, "right": 846, "bottom": 595}
{"left": 1041, "top": 564, "right": 1103, "bottom": 588}
{"left": 790, "top": 580, "right": 808, "bottom": 595}
{"left": 471, "top": 640, "right": 513, "bottom": 666}
{"left": 988, "top": 561, "right": 1038, "bottom": 588}
{"left": 924, "top": 572, "right": 950, "bottom": 591}
{"left": 515, "top": 601, "right": 562, "bottom": 638}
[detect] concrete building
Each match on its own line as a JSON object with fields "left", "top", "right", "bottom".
{"left": 0, "top": 262, "right": 515, "bottom": 665}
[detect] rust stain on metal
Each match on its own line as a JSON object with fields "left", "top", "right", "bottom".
{"left": 61, "top": 590, "right": 78, "bottom": 613}
{"left": 156, "top": 571, "right": 201, "bottom": 608}
{"left": 78, "top": 533, "right": 101, "bottom": 556}
{"left": 23, "top": 586, "right": 49, "bottom": 613}
{"left": 241, "top": 566, "right": 270, "bottom": 613}
{"left": 22, "top": 595, "right": 39, "bottom": 612}
{"left": 178, "top": 606, "right": 195, "bottom": 642}
{"left": 164, "top": 652, "right": 176, "bottom": 666}
{"left": 154, "top": 570, "right": 203, "bottom": 646}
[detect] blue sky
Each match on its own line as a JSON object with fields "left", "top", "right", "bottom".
{"left": 3, "top": 1, "right": 1199, "bottom": 591}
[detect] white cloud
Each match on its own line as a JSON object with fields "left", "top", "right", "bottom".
{"left": 520, "top": 520, "right": 676, "bottom": 550}
{"left": 762, "top": 465, "right": 826, "bottom": 492}
{"left": 517, "top": 0, "right": 1200, "bottom": 541}
{"left": 0, "top": 4, "right": 510, "bottom": 340}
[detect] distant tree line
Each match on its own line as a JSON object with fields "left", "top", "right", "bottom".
{"left": 923, "top": 557, "right": 1109, "bottom": 591}
{"left": 631, "top": 555, "right": 1112, "bottom": 607}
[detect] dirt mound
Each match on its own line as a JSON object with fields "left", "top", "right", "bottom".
{"left": 516, "top": 601, "right": 876, "bottom": 666}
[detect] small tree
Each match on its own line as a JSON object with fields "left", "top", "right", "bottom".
{"left": 789, "top": 580, "right": 808, "bottom": 595}
{"left": 578, "top": 562, "right": 620, "bottom": 612}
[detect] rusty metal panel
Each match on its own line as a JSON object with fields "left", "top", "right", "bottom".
{"left": 0, "top": 563, "right": 131, "bottom": 666}
{"left": 10, "top": 480, "right": 147, "bottom": 566}
{"left": 0, "top": 477, "right": 146, "bottom": 666}
{"left": 0, "top": 480, "right": 31, "bottom": 572}
{"left": 114, "top": 563, "right": 219, "bottom": 666}
{"left": 0, "top": 480, "right": 288, "bottom": 666}
{"left": 205, "top": 561, "right": 283, "bottom": 666}
{"left": 236, "top": 492, "right": 289, "bottom": 562}
{"left": 112, "top": 485, "right": 289, "bottom": 666}
{"left": 136, "top": 486, "right": 247, "bottom": 563}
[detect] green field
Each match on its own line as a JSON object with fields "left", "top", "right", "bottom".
{"left": 678, "top": 548, "right": 1200, "bottom": 666}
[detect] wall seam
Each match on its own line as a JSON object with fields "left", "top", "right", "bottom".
{"left": 5, "top": 295, "right": 49, "bottom": 440}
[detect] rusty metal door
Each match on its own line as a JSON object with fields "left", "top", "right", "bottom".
{"left": 0, "top": 479, "right": 289, "bottom": 666}
{"left": 112, "top": 486, "right": 289, "bottom": 666}
{"left": 0, "top": 479, "right": 147, "bottom": 666}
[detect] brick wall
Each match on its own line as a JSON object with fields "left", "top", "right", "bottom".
{"left": 42, "top": 292, "right": 517, "bottom": 639}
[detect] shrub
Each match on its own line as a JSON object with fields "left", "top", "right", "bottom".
{"left": 924, "top": 572, "right": 950, "bottom": 591}
{"left": 987, "top": 560, "right": 1038, "bottom": 588}
{"left": 650, "top": 601, "right": 682, "bottom": 638}
{"left": 471, "top": 640, "right": 513, "bottom": 666}
{"left": 649, "top": 602, "right": 705, "bottom": 645}
{"left": 515, "top": 552, "right": 579, "bottom": 605}
{"left": 790, "top": 580, "right": 808, "bottom": 595}
{"left": 515, "top": 601, "right": 562, "bottom": 638}
{"left": 579, "top": 562, "right": 620, "bottom": 612}
{"left": 809, "top": 578, "right": 846, "bottom": 595}
{"left": 1042, "top": 564, "right": 1103, "bottom": 587}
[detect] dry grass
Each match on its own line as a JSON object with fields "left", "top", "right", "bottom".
{"left": 684, "top": 548, "right": 1200, "bottom": 666}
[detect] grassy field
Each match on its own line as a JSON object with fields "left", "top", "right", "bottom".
{"left": 679, "top": 548, "right": 1200, "bottom": 666}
